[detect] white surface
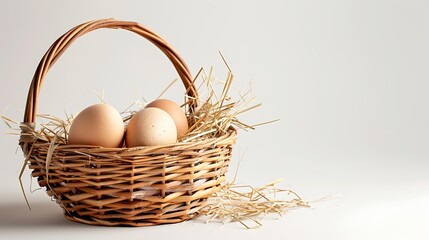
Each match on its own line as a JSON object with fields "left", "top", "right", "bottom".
{"left": 1, "top": 0, "right": 429, "bottom": 239}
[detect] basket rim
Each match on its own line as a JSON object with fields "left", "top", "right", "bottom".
{"left": 25, "top": 125, "right": 237, "bottom": 153}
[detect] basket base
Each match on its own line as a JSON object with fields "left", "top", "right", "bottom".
{"left": 61, "top": 199, "right": 207, "bottom": 227}
{"left": 64, "top": 213, "right": 194, "bottom": 227}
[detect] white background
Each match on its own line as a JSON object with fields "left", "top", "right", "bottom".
{"left": 1, "top": 0, "right": 428, "bottom": 239}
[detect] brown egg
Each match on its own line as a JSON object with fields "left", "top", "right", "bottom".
{"left": 125, "top": 107, "right": 177, "bottom": 147}
{"left": 68, "top": 104, "right": 124, "bottom": 148}
{"left": 146, "top": 99, "right": 188, "bottom": 138}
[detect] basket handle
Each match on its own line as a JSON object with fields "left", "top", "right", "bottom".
{"left": 22, "top": 18, "right": 197, "bottom": 124}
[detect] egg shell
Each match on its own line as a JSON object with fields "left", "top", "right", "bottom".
{"left": 146, "top": 99, "right": 188, "bottom": 138}
{"left": 125, "top": 107, "right": 177, "bottom": 147}
{"left": 68, "top": 103, "right": 124, "bottom": 148}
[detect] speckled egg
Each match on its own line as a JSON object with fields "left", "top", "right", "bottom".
{"left": 125, "top": 107, "right": 177, "bottom": 147}
{"left": 146, "top": 99, "right": 188, "bottom": 138}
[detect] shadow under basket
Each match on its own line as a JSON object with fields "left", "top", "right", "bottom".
{"left": 19, "top": 19, "right": 237, "bottom": 227}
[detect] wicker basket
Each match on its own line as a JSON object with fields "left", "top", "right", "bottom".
{"left": 19, "top": 19, "right": 237, "bottom": 227}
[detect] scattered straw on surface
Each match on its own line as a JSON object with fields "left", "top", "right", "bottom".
{"left": 199, "top": 179, "right": 310, "bottom": 229}
{"left": 197, "top": 157, "right": 309, "bottom": 229}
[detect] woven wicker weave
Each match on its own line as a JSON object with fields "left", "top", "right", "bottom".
{"left": 19, "top": 19, "right": 236, "bottom": 226}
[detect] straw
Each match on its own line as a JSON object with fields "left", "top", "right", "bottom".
{"left": 3, "top": 66, "right": 295, "bottom": 227}
{"left": 199, "top": 179, "right": 309, "bottom": 229}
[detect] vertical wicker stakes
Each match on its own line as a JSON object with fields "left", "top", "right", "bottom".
{"left": 19, "top": 19, "right": 237, "bottom": 226}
